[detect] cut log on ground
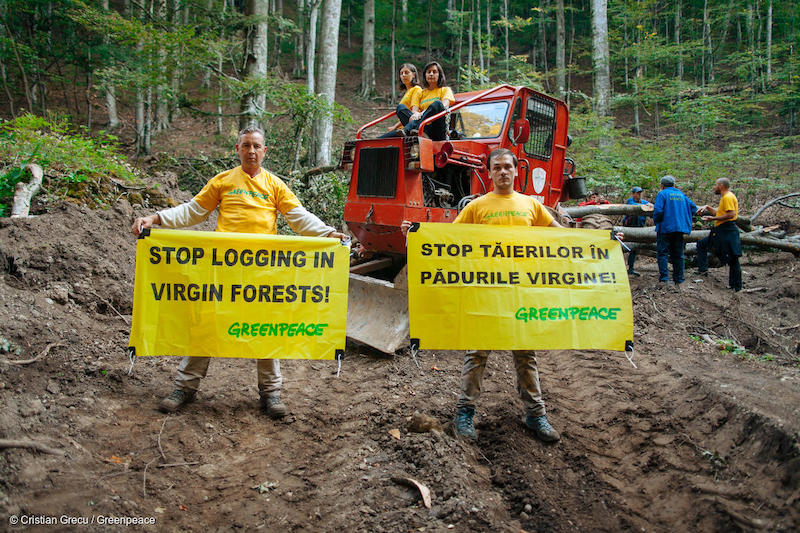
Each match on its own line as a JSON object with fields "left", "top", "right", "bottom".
{"left": 564, "top": 203, "right": 752, "bottom": 232}
{"left": 10, "top": 163, "right": 43, "bottom": 217}
{"left": 563, "top": 204, "right": 653, "bottom": 219}
{"left": 615, "top": 226, "right": 800, "bottom": 256}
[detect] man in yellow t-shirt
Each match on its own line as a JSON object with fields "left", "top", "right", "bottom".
{"left": 131, "top": 127, "right": 347, "bottom": 417}
{"left": 696, "top": 178, "right": 742, "bottom": 291}
{"left": 402, "top": 148, "right": 563, "bottom": 443}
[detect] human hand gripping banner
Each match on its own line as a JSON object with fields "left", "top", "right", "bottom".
{"left": 407, "top": 223, "right": 633, "bottom": 351}
{"left": 128, "top": 229, "right": 349, "bottom": 359}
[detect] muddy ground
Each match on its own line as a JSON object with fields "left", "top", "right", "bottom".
{"left": 1, "top": 186, "right": 799, "bottom": 533}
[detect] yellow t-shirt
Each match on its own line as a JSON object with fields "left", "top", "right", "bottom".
{"left": 715, "top": 191, "right": 738, "bottom": 227}
{"left": 454, "top": 192, "right": 554, "bottom": 227}
{"left": 413, "top": 86, "right": 455, "bottom": 111}
{"left": 193, "top": 166, "right": 302, "bottom": 234}
{"left": 399, "top": 86, "right": 422, "bottom": 108}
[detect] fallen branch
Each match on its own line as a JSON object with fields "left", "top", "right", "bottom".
{"left": 156, "top": 461, "right": 200, "bottom": 468}
{"left": 750, "top": 192, "right": 800, "bottom": 224}
{"left": 92, "top": 291, "right": 130, "bottom": 325}
{"left": 10, "top": 163, "right": 43, "bottom": 217}
{"left": 0, "top": 438, "right": 64, "bottom": 455}
{"left": 0, "top": 342, "right": 64, "bottom": 365}
{"left": 157, "top": 417, "right": 169, "bottom": 462}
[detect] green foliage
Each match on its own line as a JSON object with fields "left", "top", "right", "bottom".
{"left": 568, "top": 110, "right": 798, "bottom": 201}
{"left": 277, "top": 171, "right": 350, "bottom": 235}
{"left": 0, "top": 113, "right": 138, "bottom": 214}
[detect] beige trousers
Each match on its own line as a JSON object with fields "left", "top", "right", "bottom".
{"left": 456, "top": 350, "right": 546, "bottom": 417}
{"left": 175, "top": 357, "right": 282, "bottom": 397}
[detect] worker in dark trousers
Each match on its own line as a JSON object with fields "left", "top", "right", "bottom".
{"left": 696, "top": 178, "right": 743, "bottom": 292}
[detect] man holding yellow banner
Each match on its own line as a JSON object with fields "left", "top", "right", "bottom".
{"left": 131, "top": 126, "right": 347, "bottom": 418}
{"left": 403, "top": 148, "right": 563, "bottom": 443}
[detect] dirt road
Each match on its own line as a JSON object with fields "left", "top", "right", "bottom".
{"left": 1, "top": 201, "right": 798, "bottom": 532}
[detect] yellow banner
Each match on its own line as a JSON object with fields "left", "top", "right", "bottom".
{"left": 407, "top": 223, "right": 633, "bottom": 351}
{"left": 128, "top": 229, "right": 349, "bottom": 359}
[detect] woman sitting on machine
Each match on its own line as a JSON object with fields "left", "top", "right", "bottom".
{"left": 402, "top": 61, "right": 455, "bottom": 141}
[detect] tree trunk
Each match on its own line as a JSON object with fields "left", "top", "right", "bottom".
{"left": 614, "top": 226, "right": 800, "bottom": 256}
{"left": 555, "top": 0, "right": 566, "bottom": 99}
{"left": 591, "top": 0, "right": 612, "bottom": 144}
{"left": 391, "top": 0, "right": 397, "bottom": 103}
{"left": 538, "top": 0, "right": 549, "bottom": 90}
{"left": 456, "top": 0, "right": 464, "bottom": 91}
{"left": 155, "top": 0, "right": 170, "bottom": 132}
{"left": 426, "top": 1, "right": 432, "bottom": 59}
{"left": 702, "top": 0, "right": 714, "bottom": 84}
{"left": 476, "top": 0, "right": 484, "bottom": 72}
{"left": 306, "top": 0, "right": 320, "bottom": 93}
{"left": 567, "top": 1, "right": 575, "bottom": 106}
{"left": 294, "top": 0, "right": 306, "bottom": 77}
{"left": 101, "top": 0, "right": 120, "bottom": 129}
{"left": 675, "top": 1, "right": 683, "bottom": 80}
{"left": 747, "top": 3, "right": 756, "bottom": 91}
{"left": 312, "top": 0, "right": 342, "bottom": 166}
{"left": 766, "top": 0, "right": 772, "bottom": 81}
{"left": 402, "top": 0, "right": 407, "bottom": 25}
{"left": 135, "top": 0, "right": 150, "bottom": 156}
{"left": 239, "top": 0, "right": 270, "bottom": 130}
{"left": 467, "top": 0, "right": 473, "bottom": 86}
{"left": 360, "top": 0, "right": 375, "bottom": 97}
{"left": 485, "top": 0, "right": 491, "bottom": 73}
{"left": 503, "top": 0, "right": 509, "bottom": 78}
{"left": 10, "top": 164, "right": 43, "bottom": 218}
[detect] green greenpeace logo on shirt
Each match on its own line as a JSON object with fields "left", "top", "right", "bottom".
{"left": 227, "top": 188, "right": 270, "bottom": 201}
{"left": 485, "top": 210, "right": 527, "bottom": 219}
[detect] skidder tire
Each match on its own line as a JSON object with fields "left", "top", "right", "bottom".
{"left": 579, "top": 213, "right": 614, "bottom": 230}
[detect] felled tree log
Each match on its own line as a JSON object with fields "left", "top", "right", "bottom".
{"left": 614, "top": 226, "right": 800, "bottom": 255}
{"left": 563, "top": 204, "right": 653, "bottom": 218}
{"left": 563, "top": 203, "right": 760, "bottom": 231}
{"left": 10, "top": 163, "right": 43, "bottom": 217}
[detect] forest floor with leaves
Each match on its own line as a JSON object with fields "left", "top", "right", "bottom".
{"left": 0, "top": 171, "right": 799, "bottom": 532}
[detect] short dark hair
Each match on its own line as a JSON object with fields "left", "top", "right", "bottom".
{"left": 238, "top": 126, "right": 265, "bottom": 144}
{"left": 398, "top": 63, "right": 419, "bottom": 90}
{"left": 487, "top": 148, "right": 518, "bottom": 168}
{"left": 422, "top": 61, "right": 446, "bottom": 89}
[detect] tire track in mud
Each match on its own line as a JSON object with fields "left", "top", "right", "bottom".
{"left": 466, "top": 343, "right": 800, "bottom": 532}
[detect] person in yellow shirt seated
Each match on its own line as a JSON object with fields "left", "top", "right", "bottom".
{"left": 695, "top": 178, "right": 742, "bottom": 291}
{"left": 402, "top": 61, "right": 455, "bottom": 141}
{"left": 131, "top": 127, "right": 348, "bottom": 417}
{"left": 388, "top": 63, "right": 421, "bottom": 133}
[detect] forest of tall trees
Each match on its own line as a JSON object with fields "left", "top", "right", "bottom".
{"left": 0, "top": 1, "right": 798, "bottom": 189}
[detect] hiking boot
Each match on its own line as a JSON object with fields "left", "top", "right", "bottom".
{"left": 454, "top": 407, "right": 476, "bottom": 439}
{"left": 627, "top": 269, "right": 641, "bottom": 277}
{"left": 524, "top": 415, "right": 560, "bottom": 442}
{"left": 158, "top": 389, "right": 196, "bottom": 413}
{"left": 260, "top": 396, "right": 287, "bottom": 419}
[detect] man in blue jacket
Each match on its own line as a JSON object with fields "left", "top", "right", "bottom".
{"left": 622, "top": 186, "right": 651, "bottom": 276}
{"left": 652, "top": 175, "right": 700, "bottom": 289}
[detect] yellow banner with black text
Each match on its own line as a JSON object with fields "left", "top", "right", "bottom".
{"left": 129, "top": 229, "right": 349, "bottom": 359}
{"left": 407, "top": 223, "right": 633, "bottom": 351}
